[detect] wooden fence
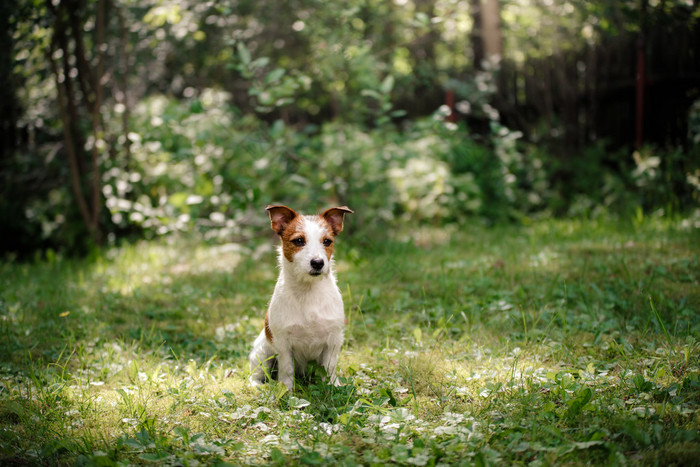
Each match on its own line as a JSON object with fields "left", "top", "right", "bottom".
{"left": 494, "top": 19, "right": 700, "bottom": 151}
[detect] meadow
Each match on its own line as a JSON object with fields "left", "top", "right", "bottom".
{"left": 0, "top": 217, "right": 698, "bottom": 465}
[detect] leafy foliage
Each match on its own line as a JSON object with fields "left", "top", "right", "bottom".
{"left": 1, "top": 0, "right": 698, "bottom": 255}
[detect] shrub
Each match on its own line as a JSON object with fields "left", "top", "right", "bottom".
{"left": 103, "top": 94, "right": 492, "bottom": 239}
{"left": 7, "top": 87, "right": 698, "bottom": 256}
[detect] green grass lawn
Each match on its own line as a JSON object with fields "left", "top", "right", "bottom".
{"left": 1, "top": 218, "right": 698, "bottom": 465}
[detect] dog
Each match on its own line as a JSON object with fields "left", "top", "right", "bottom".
{"left": 249, "top": 205, "right": 353, "bottom": 390}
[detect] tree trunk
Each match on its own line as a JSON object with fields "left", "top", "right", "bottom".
{"left": 0, "top": 0, "right": 19, "bottom": 161}
{"left": 635, "top": 0, "right": 648, "bottom": 149}
{"left": 117, "top": 6, "right": 132, "bottom": 167}
{"left": 482, "top": 0, "right": 502, "bottom": 60}
{"left": 471, "top": 0, "right": 502, "bottom": 69}
{"left": 470, "top": 0, "right": 484, "bottom": 69}
{"left": 48, "top": 36, "right": 94, "bottom": 235}
{"left": 46, "top": 0, "right": 108, "bottom": 245}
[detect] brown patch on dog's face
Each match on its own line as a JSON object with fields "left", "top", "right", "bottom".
{"left": 279, "top": 215, "right": 306, "bottom": 263}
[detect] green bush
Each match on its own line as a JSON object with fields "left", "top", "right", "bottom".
{"left": 7, "top": 87, "right": 699, "bottom": 256}
{"left": 104, "top": 91, "right": 461, "bottom": 239}
{"left": 630, "top": 145, "right": 699, "bottom": 215}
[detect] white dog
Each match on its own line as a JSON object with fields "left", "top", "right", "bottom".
{"left": 249, "top": 205, "right": 353, "bottom": 390}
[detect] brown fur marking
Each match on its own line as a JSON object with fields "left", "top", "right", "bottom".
{"left": 264, "top": 309, "right": 273, "bottom": 343}
{"left": 280, "top": 215, "right": 306, "bottom": 262}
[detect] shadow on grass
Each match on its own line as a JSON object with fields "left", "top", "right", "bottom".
{"left": 2, "top": 241, "right": 273, "bottom": 359}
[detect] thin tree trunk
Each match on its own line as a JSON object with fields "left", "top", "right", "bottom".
{"left": 117, "top": 6, "right": 131, "bottom": 166}
{"left": 481, "top": 0, "right": 502, "bottom": 60}
{"left": 470, "top": 0, "right": 484, "bottom": 69}
{"left": 68, "top": 1, "right": 96, "bottom": 113}
{"left": 471, "top": 0, "right": 501, "bottom": 68}
{"left": 635, "top": 0, "right": 648, "bottom": 149}
{"left": 47, "top": 0, "right": 105, "bottom": 244}
{"left": 52, "top": 4, "right": 88, "bottom": 177}
{"left": 89, "top": 0, "right": 106, "bottom": 240}
{"left": 48, "top": 37, "right": 93, "bottom": 233}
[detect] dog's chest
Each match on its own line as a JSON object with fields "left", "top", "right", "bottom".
{"left": 269, "top": 281, "right": 344, "bottom": 349}
{"left": 287, "top": 317, "right": 340, "bottom": 361}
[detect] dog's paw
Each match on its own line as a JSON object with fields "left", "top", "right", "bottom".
{"left": 327, "top": 375, "right": 342, "bottom": 387}
{"left": 280, "top": 378, "right": 294, "bottom": 391}
{"left": 249, "top": 376, "right": 263, "bottom": 387}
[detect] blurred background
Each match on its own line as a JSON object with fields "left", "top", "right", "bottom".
{"left": 1, "top": 0, "right": 699, "bottom": 256}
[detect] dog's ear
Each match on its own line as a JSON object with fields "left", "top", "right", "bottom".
{"left": 266, "top": 205, "right": 298, "bottom": 235}
{"left": 322, "top": 206, "right": 353, "bottom": 235}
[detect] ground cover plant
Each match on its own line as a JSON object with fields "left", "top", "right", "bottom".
{"left": 0, "top": 217, "right": 698, "bottom": 465}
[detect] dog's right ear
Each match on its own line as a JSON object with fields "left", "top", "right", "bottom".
{"left": 266, "top": 205, "right": 298, "bottom": 235}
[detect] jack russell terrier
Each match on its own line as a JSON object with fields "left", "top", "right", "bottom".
{"left": 249, "top": 205, "right": 353, "bottom": 390}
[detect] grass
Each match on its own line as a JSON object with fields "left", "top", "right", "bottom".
{"left": 0, "top": 217, "right": 698, "bottom": 465}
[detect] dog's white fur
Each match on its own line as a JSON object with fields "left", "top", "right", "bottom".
{"left": 249, "top": 205, "right": 352, "bottom": 390}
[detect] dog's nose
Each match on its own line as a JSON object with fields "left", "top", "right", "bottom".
{"left": 310, "top": 259, "right": 324, "bottom": 270}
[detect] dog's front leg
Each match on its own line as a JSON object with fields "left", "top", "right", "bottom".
{"left": 249, "top": 329, "right": 273, "bottom": 386}
{"left": 276, "top": 345, "right": 295, "bottom": 390}
{"left": 320, "top": 345, "right": 341, "bottom": 386}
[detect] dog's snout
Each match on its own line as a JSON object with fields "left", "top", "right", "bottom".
{"left": 310, "top": 259, "right": 325, "bottom": 270}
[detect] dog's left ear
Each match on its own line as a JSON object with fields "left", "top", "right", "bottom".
{"left": 322, "top": 206, "right": 353, "bottom": 235}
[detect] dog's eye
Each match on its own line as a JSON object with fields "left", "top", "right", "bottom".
{"left": 323, "top": 239, "right": 333, "bottom": 247}
{"left": 291, "top": 237, "right": 305, "bottom": 247}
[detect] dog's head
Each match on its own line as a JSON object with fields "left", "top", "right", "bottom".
{"left": 266, "top": 205, "right": 353, "bottom": 278}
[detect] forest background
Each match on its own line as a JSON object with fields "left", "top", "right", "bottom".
{"left": 1, "top": 0, "right": 699, "bottom": 256}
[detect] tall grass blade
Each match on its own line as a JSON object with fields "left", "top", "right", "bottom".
{"left": 649, "top": 295, "right": 675, "bottom": 355}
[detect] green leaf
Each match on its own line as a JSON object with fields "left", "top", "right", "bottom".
{"left": 265, "top": 68, "right": 286, "bottom": 84}
{"left": 139, "top": 452, "right": 170, "bottom": 462}
{"left": 573, "top": 440, "right": 605, "bottom": 450}
{"left": 381, "top": 387, "right": 398, "bottom": 407}
{"left": 380, "top": 75, "right": 395, "bottom": 94}
{"left": 542, "top": 401, "right": 556, "bottom": 413}
{"left": 633, "top": 374, "right": 653, "bottom": 392}
{"left": 237, "top": 42, "right": 251, "bottom": 65}
{"left": 251, "top": 57, "right": 270, "bottom": 69}
{"left": 578, "top": 387, "right": 593, "bottom": 405}
{"left": 566, "top": 388, "right": 593, "bottom": 418}
{"left": 300, "top": 451, "right": 323, "bottom": 465}
{"left": 270, "top": 448, "right": 285, "bottom": 464}
{"left": 361, "top": 89, "right": 382, "bottom": 100}
{"left": 288, "top": 396, "right": 311, "bottom": 409}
